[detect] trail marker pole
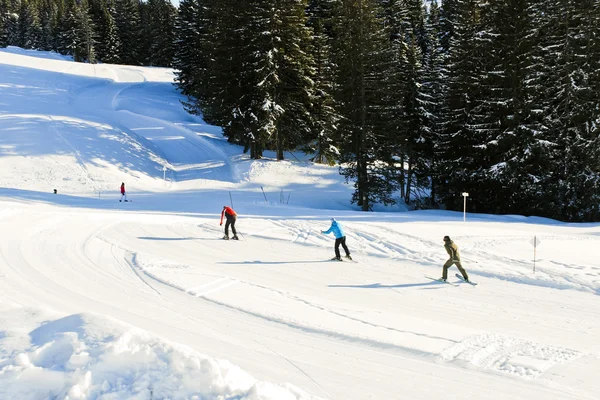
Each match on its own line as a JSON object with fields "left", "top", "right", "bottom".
{"left": 163, "top": 165, "right": 167, "bottom": 181}
{"left": 462, "top": 192, "right": 469, "bottom": 222}
{"left": 530, "top": 236, "right": 541, "bottom": 273}
{"left": 261, "top": 186, "right": 268, "bottom": 202}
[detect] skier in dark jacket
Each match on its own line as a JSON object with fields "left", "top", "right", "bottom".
{"left": 220, "top": 206, "right": 238, "bottom": 240}
{"left": 441, "top": 236, "right": 469, "bottom": 282}
{"left": 321, "top": 218, "right": 352, "bottom": 261}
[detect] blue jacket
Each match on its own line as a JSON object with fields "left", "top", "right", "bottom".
{"left": 323, "top": 219, "right": 345, "bottom": 239}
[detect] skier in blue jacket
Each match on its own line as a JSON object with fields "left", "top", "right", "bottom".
{"left": 321, "top": 218, "right": 352, "bottom": 261}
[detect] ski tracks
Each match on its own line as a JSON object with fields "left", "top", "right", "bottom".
{"left": 440, "top": 333, "right": 581, "bottom": 379}
{"left": 130, "top": 250, "right": 458, "bottom": 359}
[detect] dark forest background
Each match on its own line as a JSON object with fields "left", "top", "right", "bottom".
{"left": 2, "top": 0, "right": 599, "bottom": 221}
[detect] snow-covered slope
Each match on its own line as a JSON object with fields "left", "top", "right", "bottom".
{"left": 1, "top": 47, "right": 599, "bottom": 400}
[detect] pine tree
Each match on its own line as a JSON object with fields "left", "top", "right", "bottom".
{"left": 436, "top": 0, "right": 487, "bottom": 212}
{"left": 398, "top": 0, "right": 431, "bottom": 205}
{"left": 173, "top": 0, "right": 200, "bottom": 96}
{"left": 196, "top": 0, "right": 255, "bottom": 149}
{"left": 147, "top": 0, "right": 176, "bottom": 66}
{"left": 137, "top": 0, "right": 152, "bottom": 64}
{"left": 266, "top": 0, "right": 314, "bottom": 160}
{"left": 422, "top": 0, "right": 448, "bottom": 207}
{"left": 377, "top": 0, "right": 409, "bottom": 205}
{"left": 306, "top": 0, "right": 339, "bottom": 165}
{"left": 38, "top": 0, "right": 57, "bottom": 51}
{"left": 439, "top": 0, "right": 458, "bottom": 51}
{"left": 0, "top": 0, "right": 8, "bottom": 47}
{"left": 333, "top": 0, "right": 397, "bottom": 210}
{"left": 543, "top": 0, "right": 600, "bottom": 221}
{"left": 18, "top": 0, "right": 42, "bottom": 49}
{"left": 101, "top": 2, "right": 121, "bottom": 63}
{"left": 59, "top": 0, "right": 95, "bottom": 62}
{"left": 472, "top": 0, "right": 544, "bottom": 215}
{"left": 114, "top": 0, "right": 141, "bottom": 65}
{"left": 4, "top": 0, "right": 18, "bottom": 46}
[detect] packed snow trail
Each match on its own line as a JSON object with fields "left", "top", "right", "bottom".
{"left": 1, "top": 200, "right": 599, "bottom": 399}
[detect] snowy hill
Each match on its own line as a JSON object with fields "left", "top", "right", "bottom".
{"left": 1, "top": 47, "right": 599, "bottom": 400}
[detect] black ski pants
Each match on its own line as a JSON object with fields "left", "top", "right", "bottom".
{"left": 224, "top": 214, "right": 237, "bottom": 237}
{"left": 334, "top": 236, "right": 350, "bottom": 258}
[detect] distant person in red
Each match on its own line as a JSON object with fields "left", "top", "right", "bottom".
{"left": 120, "top": 182, "right": 128, "bottom": 202}
{"left": 220, "top": 206, "right": 238, "bottom": 240}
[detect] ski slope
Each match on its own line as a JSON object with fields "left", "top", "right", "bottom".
{"left": 0, "top": 47, "right": 599, "bottom": 400}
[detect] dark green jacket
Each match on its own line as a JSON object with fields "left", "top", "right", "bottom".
{"left": 444, "top": 240, "right": 460, "bottom": 261}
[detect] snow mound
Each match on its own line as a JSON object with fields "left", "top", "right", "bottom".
{"left": 0, "top": 311, "right": 320, "bottom": 400}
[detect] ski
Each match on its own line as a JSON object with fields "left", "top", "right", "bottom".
{"left": 329, "top": 257, "right": 356, "bottom": 262}
{"left": 455, "top": 274, "right": 478, "bottom": 286}
{"left": 425, "top": 276, "right": 458, "bottom": 286}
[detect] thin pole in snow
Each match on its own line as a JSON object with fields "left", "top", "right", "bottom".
{"left": 530, "top": 235, "right": 541, "bottom": 273}
{"left": 261, "top": 186, "right": 268, "bottom": 202}
{"left": 462, "top": 192, "right": 469, "bottom": 222}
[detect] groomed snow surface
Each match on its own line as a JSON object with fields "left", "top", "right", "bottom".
{"left": 0, "top": 47, "right": 599, "bottom": 400}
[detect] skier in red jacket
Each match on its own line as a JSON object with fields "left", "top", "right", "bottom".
{"left": 120, "top": 182, "right": 128, "bottom": 202}
{"left": 220, "top": 206, "right": 238, "bottom": 240}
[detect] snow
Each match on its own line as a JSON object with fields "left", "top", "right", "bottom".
{"left": 1, "top": 47, "right": 599, "bottom": 400}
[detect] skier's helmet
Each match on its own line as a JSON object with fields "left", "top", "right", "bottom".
{"left": 443, "top": 235, "right": 450, "bottom": 242}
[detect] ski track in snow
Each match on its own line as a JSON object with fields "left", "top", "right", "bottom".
{"left": 441, "top": 333, "right": 581, "bottom": 378}
{"left": 95, "top": 219, "right": 596, "bottom": 385}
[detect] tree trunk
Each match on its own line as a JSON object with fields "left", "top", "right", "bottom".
{"left": 358, "top": 0, "right": 369, "bottom": 212}
{"left": 277, "top": 131, "right": 284, "bottom": 160}
{"left": 405, "top": 158, "right": 413, "bottom": 204}
{"left": 399, "top": 153, "right": 405, "bottom": 200}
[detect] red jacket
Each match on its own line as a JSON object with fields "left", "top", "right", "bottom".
{"left": 220, "top": 206, "right": 237, "bottom": 224}
{"left": 120, "top": 183, "right": 125, "bottom": 194}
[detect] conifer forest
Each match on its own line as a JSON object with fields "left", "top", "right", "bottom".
{"left": 1, "top": 0, "right": 599, "bottom": 221}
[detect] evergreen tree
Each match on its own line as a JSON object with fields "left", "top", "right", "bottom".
{"left": 4, "top": 0, "right": 19, "bottom": 46}
{"left": 423, "top": 0, "right": 448, "bottom": 207}
{"left": 543, "top": 0, "right": 600, "bottom": 221}
{"left": 173, "top": 0, "right": 200, "bottom": 96}
{"left": 195, "top": 0, "right": 255, "bottom": 149}
{"left": 436, "top": 0, "right": 487, "bottom": 212}
{"left": 114, "top": 0, "right": 141, "bottom": 64}
{"left": 59, "top": 0, "right": 95, "bottom": 62}
{"left": 264, "top": 0, "right": 314, "bottom": 160}
{"left": 137, "top": 0, "right": 151, "bottom": 64}
{"left": 18, "top": 0, "right": 42, "bottom": 49}
{"left": 101, "top": 1, "right": 121, "bottom": 63}
{"left": 439, "top": 0, "right": 458, "bottom": 51}
{"left": 333, "top": 0, "right": 396, "bottom": 210}
{"left": 473, "top": 0, "right": 543, "bottom": 215}
{"left": 147, "top": 0, "right": 176, "bottom": 66}
{"left": 38, "top": 0, "right": 58, "bottom": 51}
{"left": 397, "top": 0, "right": 431, "bottom": 205}
{"left": 306, "top": 0, "right": 339, "bottom": 165}
{"left": 0, "top": 0, "right": 8, "bottom": 47}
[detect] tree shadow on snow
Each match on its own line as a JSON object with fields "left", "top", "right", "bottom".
{"left": 219, "top": 260, "right": 331, "bottom": 265}
{"left": 329, "top": 281, "right": 444, "bottom": 290}
{"left": 137, "top": 236, "right": 199, "bottom": 241}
